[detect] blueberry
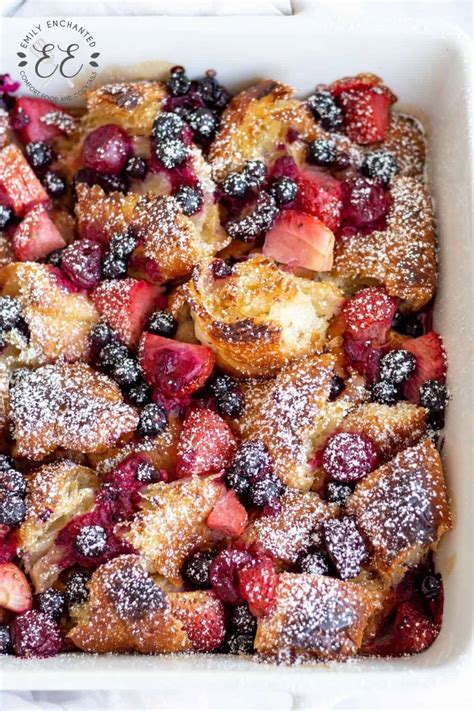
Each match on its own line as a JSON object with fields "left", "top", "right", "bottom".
{"left": 227, "top": 632, "right": 254, "bottom": 655}
{"left": 65, "top": 570, "right": 91, "bottom": 606}
{"left": 188, "top": 108, "right": 219, "bottom": 140}
{"left": 0, "top": 454, "right": 14, "bottom": 472}
{"left": 208, "top": 374, "right": 238, "bottom": 399}
{"left": 371, "top": 380, "right": 400, "bottom": 405}
{"left": 241, "top": 160, "right": 267, "bottom": 189}
{"left": 419, "top": 573, "right": 441, "bottom": 600}
{"left": 74, "top": 167, "right": 129, "bottom": 195}
{"left": 249, "top": 474, "right": 284, "bottom": 507}
{"left": 112, "top": 357, "right": 141, "bottom": 387}
{"left": 329, "top": 374, "right": 345, "bottom": 400}
{"left": 183, "top": 550, "right": 214, "bottom": 589}
{"left": 217, "top": 391, "right": 244, "bottom": 418}
{"left": 36, "top": 588, "right": 66, "bottom": 620}
{"left": 307, "top": 91, "right": 343, "bottom": 132}
{"left": 326, "top": 481, "right": 353, "bottom": 506}
{"left": 230, "top": 604, "right": 257, "bottom": 636}
{"left": 154, "top": 138, "right": 188, "bottom": 169}
{"left": 0, "top": 296, "right": 22, "bottom": 330}
{"left": 98, "top": 341, "right": 130, "bottom": 370}
{"left": 126, "top": 380, "right": 151, "bottom": 406}
{"left": 152, "top": 111, "right": 185, "bottom": 141}
{"left": 230, "top": 441, "right": 271, "bottom": 484}
{"left": 90, "top": 322, "right": 114, "bottom": 349}
{"left": 110, "top": 231, "right": 137, "bottom": 259}
{"left": 75, "top": 525, "right": 107, "bottom": 558}
{"left": 137, "top": 403, "right": 168, "bottom": 438}
{"left": 135, "top": 461, "right": 158, "bottom": 484}
{"left": 379, "top": 349, "right": 417, "bottom": 384}
{"left": 307, "top": 138, "right": 336, "bottom": 166}
{"left": 0, "top": 468, "right": 26, "bottom": 498}
{"left": 25, "top": 141, "right": 54, "bottom": 170}
{"left": 146, "top": 310, "right": 177, "bottom": 338}
{"left": 222, "top": 172, "right": 248, "bottom": 198}
{"left": 0, "top": 204, "right": 13, "bottom": 229}
{"left": 0, "top": 624, "right": 11, "bottom": 654}
{"left": 167, "top": 66, "right": 191, "bottom": 97}
{"left": 298, "top": 550, "right": 330, "bottom": 576}
{"left": 419, "top": 380, "right": 448, "bottom": 413}
{"left": 362, "top": 150, "right": 398, "bottom": 185}
{"left": 196, "top": 71, "right": 231, "bottom": 112}
{"left": 391, "top": 310, "right": 423, "bottom": 338}
{"left": 269, "top": 176, "right": 298, "bottom": 206}
{"left": 124, "top": 156, "right": 147, "bottom": 180}
{"left": 0, "top": 495, "right": 26, "bottom": 526}
{"left": 42, "top": 171, "right": 66, "bottom": 197}
{"left": 102, "top": 252, "right": 128, "bottom": 279}
{"left": 174, "top": 185, "right": 203, "bottom": 216}
{"left": 224, "top": 467, "right": 250, "bottom": 495}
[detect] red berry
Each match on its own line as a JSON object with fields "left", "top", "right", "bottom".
{"left": 177, "top": 592, "right": 226, "bottom": 652}
{"left": 82, "top": 124, "right": 131, "bottom": 175}
{"left": 342, "top": 287, "right": 396, "bottom": 344}
{"left": 11, "top": 97, "right": 74, "bottom": 143}
{"left": 11, "top": 610, "right": 62, "bottom": 658}
{"left": 341, "top": 176, "right": 391, "bottom": 230}
{"left": 176, "top": 408, "right": 237, "bottom": 478}
{"left": 207, "top": 490, "right": 248, "bottom": 537}
{"left": 0, "top": 144, "right": 48, "bottom": 217}
{"left": 373, "top": 601, "right": 440, "bottom": 656}
{"left": 12, "top": 205, "right": 66, "bottom": 262}
{"left": 322, "top": 432, "right": 378, "bottom": 483}
{"left": 238, "top": 557, "right": 277, "bottom": 618}
{"left": 401, "top": 332, "right": 447, "bottom": 404}
{"left": 209, "top": 549, "right": 254, "bottom": 605}
{"left": 0, "top": 562, "right": 32, "bottom": 613}
{"left": 263, "top": 209, "right": 335, "bottom": 272}
{"left": 295, "top": 168, "right": 343, "bottom": 232}
{"left": 339, "top": 89, "right": 393, "bottom": 144}
{"left": 61, "top": 239, "right": 103, "bottom": 289}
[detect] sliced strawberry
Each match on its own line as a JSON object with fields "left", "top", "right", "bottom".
{"left": 295, "top": 168, "right": 343, "bottom": 232}
{"left": 263, "top": 209, "right": 335, "bottom": 271}
{"left": 339, "top": 89, "right": 394, "bottom": 144}
{"left": 0, "top": 144, "right": 48, "bottom": 216}
{"left": 374, "top": 601, "right": 440, "bottom": 657}
{"left": 238, "top": 557, "right": 277, "bottom": 618}
{"left": 207, "top": 490, "right": 248, "bottom": 537}
{"left": 402, "top": 331, "right": 447, "bottom": 404}
{"left": 92, "top": 279, "right": 161, "bottom": 348}
{"left": 329, "top": 73, "right": 385, "bottom": 98}
{"left": 176, "top": 592, "right": 226, "bottom": 652}
{"left": 341, "top": 287, "right": 396, "bottom": 343}
{"left": 12, "top": 205, "right": 66, "bottom": 261}
{"left": 176, "top": 408, "right": 237, "bottom": 478}
{"left": 11, "top": 97, "right": 74, "bottom": 143}
{"left": 139, "top": 333, "right": 215, "bottom": 396}
{"left": 0, "top": 562, "right": 33, "bottom": 613}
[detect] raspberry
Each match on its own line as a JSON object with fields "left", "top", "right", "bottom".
{"left": 82, "top": 124, "right": 131, "bottom": 175}
{"left": 209, "top": 549, "right": 254, "bottom": 605}
{"left": 11, "top": 610, "right": 62, "bottom": 658}
{"left": 322, "top": 432, "right": 378, "bottom": 483}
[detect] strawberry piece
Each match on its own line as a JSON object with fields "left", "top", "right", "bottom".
{"left": 342, "top": 287, "right": 396, "bottom": 343}
{"left": 176, "top": 592, "right": 226, "bottom": 652}
{"left": 402, "top": 332, "right": 447, "bottom": 404}
{"left": 0, "top": 562, "right": 33, "bottom": 613}
{"left": 339, "top": 90, "right": 393, "bottom": 144}
{"left": 374, "top": 601, "right": 440, "bottom": 656}
{"left": 263, "top": 209, "right": 335, "bottom": 271}
{"left": 329, "top": 73, "right": 385, "bottom": 98}
{"left": 295, "top": 168, "right": 343, "bottom": 232}
{"left": 92, "top": 279, "right": 161, "bottom": 348}
{"left": 176, "top": 408, "right": 237, "bottom": 478}
{"left": 0, "top": 144, "right": 48, "bottom": 216}
{"left": 207, "top": 490, "right": 248, "bottom": 537}
{"left": 11, "top": 97, "right": 73, "bottom": 143}
{"left": 12, "top": 205, "right": 66, "bottom": 261}
{"left": 238, "top": 557, "right": 277, "bottom": 618}
{"left": 139, "top": 333, "right": 215, "bottom": 396}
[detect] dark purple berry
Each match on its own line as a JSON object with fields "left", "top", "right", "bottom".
{"left": 36, "top": 588, "right": 66, "bottom": 620}
{"left": 11, "top": 610, "right": 62, "bottom": 658}
{"left": 25, "top": 141, "right": 54, "bottom": 170}
{"left": 208, "top": 373, "right": 238, "bottom": 399}
{"left": 0, "top": 296, "right": 22, "bottom": 330}
{"left": 391, "top": 310, "right": 423, "bottom": 338}
{"left": 61, "top": 239, "right": 103, "bottom": 289}
{"left": 242, "top": 160, "right": 267, "bottom": 189}
{"left": 269, "top": 176, "right": 298, "bottom": 206}
{"left": 419, "top": 380, "right": 448, "bottom": 413}
{"left": 211, "top": 258, "right": 234, "bottom": 279}
{"left": 329, "top": 374, "right": 345, "bottom": 400}
{"left": 227, "top": 632, "right": 254, "bottom": 655}
{"left": 230, "top": 604, "right": 257, "bottom": 635}
{"left": 371, "top": 380, "right": 400, "bottom": 405}
{"left": 174, "top": 185, "right": 203, "bottom": 216}
{"left": 152, "top": 111, "right": 185, "bottom": 141}
{"left": 0, "top": 468, "right": 26, "bottom": 498}
{"left": 125, "top": 156, "right": 147, "bottom": 180}
{"left": 167, "top": 66, "right": 191, "bottom": 97}
{"left": 323, "top": 517, "right": 367, "bottom": 580}
{"left": 107, "top": 562, "right": 166, "bottom": 620}
{"left": 379, "top": 349, "right": 416, "bottom": 384}
{"left": 98, "top": 341, "right": 129, "bottom": 370}
{"left": 102, "top": 252, "right": 127, "bottom": 279}
{"left": 307, "top": 138, "right": 336, "bottom": 166}
{"left": 154, "top": 138, "right": 188, "bottom": 169}
{"left": 90, "top": 322, "right": 114, "bottom": 349}
{"left": 188, "top": 108, "right": 218, "bottom": 140}
{"left": 74, "top": 167, "right": 129, "bottom": 195}
{"left": 65, "top": 570, "right": 90, "bottom": 606}
{"left": 0, "top": 454, "right": 14, "bottom": 472}
{"left": 126, "top": 380, "right": 151, "bottom": 406}
{"left": 113, "top": 357, "right": 141, "bottom": 388}
{"left": 326, "top": 481, "right": 353, "bottom": 506}
{"left": 217, "top": 391, "right": 244, "bottom": 418}
{"left": 222, "top": 172, "right": 248, "bottom": 198}
{"left": 307, "top": 90, "right": 343, "bottom": 131}
{"left": 249, "top": 473, "right": 284, "bottom": 507}
{"left": 44, "top": 249, "right": 63, "bottom": 267}
{"left": 0, "top": 495, "right": 26, "bottom": 526}
{"left": 362, "top": 150, "right": 398, "bottom": 185}
{"left": 110, "top": 231, "right": 137, "bottom": 260}
{"left": 419, "top": 573, "right": 441, "bottom": 600}
{"left": 298, "top": 550, "right": 330, "bottom": 576}
{"left": 147, "top": 310, "right": 177, "bottom": 338}
{"left": 0, "top": 204, "right": 13, "bottom": 229}
{"left": 0, "top": 624, "right": 11, "bottom": 654}
{"left": 42, "top": 171, "right": 66, "bottom": 197}
{"left": 75, "top": 524, "right": 107, "bottom": 557}
{"left": 227, "top": 440, "right": 271, "bottom": 491}
{"left": 183, "top": 550, "right": 214, "bottom": 589}
{"left": 196, "top": 71, "right": 231, "bottom": 112}
{"left": 137, "top": 403, "right": 168, "bottom": 438}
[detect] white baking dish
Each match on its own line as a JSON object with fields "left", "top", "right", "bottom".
{"left": 0, "top": 10, "right": 472, "bottom": 706}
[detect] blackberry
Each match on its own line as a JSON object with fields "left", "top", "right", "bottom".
{"left": 253, "top": 193, "right": 279, "bottom": 231}
{"left": 230, "top": 604, "right": 257, "bottom": 636}
{"left": 36, "top": 588, "right": 66, "bottom": 620}
{"left": 151, "top": 111, "right": 185, "bottom": 141}
{"left": 126, "top": 380, "right": 151, "bottom": 406}
{"left": 90, "top": 322, "right": 114, "bottom": 349}
{"left": 371, "top": 380, "right": 400, "bottom": 405}
{"left": 147, "top": 310, "right": 177, "bottom": 338}
{"left": 183, "top": 550, "right": 214, "bottom": 589}
{"left": 0, "top": 624, "right": 11, "bottom": 654}
{"left": 241, "top": 160, "right": 267, "bottom": 189}
{"left": 249, "top": 474, "right": 284, "bottom": 507}
{"left": 326, "top": 481, "right": 353, "bottom": 506}
{"left": 419, "top": 380, "right": 448, "bottom": 413}
{"left": 42, "top": 171, "right": 66, "bottom": 198}
{"left": 0, "top": 296, "right": 22, "bottom": 330}
{"left": 329, "top": 374, "right": 345, "bottom": 400}
{"left": 44, "top": 249, "right": 63, "bottom": 267}
{"left": 228, "top": 193, "right": 278, "bottom": 242}
{"left": 75, "top": 525, "right": 107, "bottom": 558}
{"left": 419, "top": 573, "right": 441, "bottom": 600}
{"left": 0, "top": 495, "right": 26, "bottom": 526}
{"left": 224, "top": 467, "right": 250, "bottom": 495}
{"left": 167, "top": 66, "right": 191, "bottom": 97}
{"left": 154, "top": 138, "right": 188, "bottom": 169}
{"left": 102, "top": 252, "right": 128, "bottom": 279}
{"left": 110, "top": 231, "right": 137, "bottom": 260}
{"left": 135, "top": 461, "right": 158, "bottom": 484}
{"left": 74, "top": 167, "right": 128, "bottom": 195}
{"left": 216, "top": 391, "right": 244, "bottom": 418}
{"left": 391, "top": 310, "right": 423, "bottom": 338}
{"left": 112, "top": 357, "right": 141, "bottom": 388}
{"left": 379, "top": 349, "right": 417, "bottom": 384}
{"left": 298, "top": 550, "right": 330, "bottom": 576}
{"left": 362, "top": 150, "right": 398, "bottom": 185}
{"left": 196, "top": 71, "right": 231, "bottom": 112}
{"left": 211, "top": 259, "right": 234, "bottom": 279}
{"left": 307, "top": 138, "right": 336, "bottom": 166}
{"left": 174, "top": 185, "right": 203, "bottom": 216}
{"left": 222, "top": 172, "right": 248, "bottom": 198}
{"left": 208, "top": 373, "right": 238, "bottom": 399}
{"left": 65, "top": 570, "right": 91, "bottom": 606}
{"left": 98, "top": 341, "right": 130, "bottom": 370}
{"left": 137, "top": 403, "right": 168, "bottom": 438}
{"left": 124, "top": 156, "right": 147, "bottom": 180}
{"left": 0, "top": 454, "right": 14, "bottom": 472}
{"left": 269, "top": 176, "right": 298, "bottom": 206}
{"left": 25, "top": 140, "right": 54, "bottom": 170}
{"left": 0, "top": 204, "right": 13, "bottom": 230}
{"left": 188, "top": 108, "right": 219, "bottom": 140}
{"left": 230, "top": 441, "right": 271, "bottom": 484}
{"left": 0, "top": 468, "right": 26, "bottom": 498}
{"left": 307, "top": 90, "right": 343, "bottom": 131}
{"left": 227, "top": 633, "right": 254, "bottom": 655}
